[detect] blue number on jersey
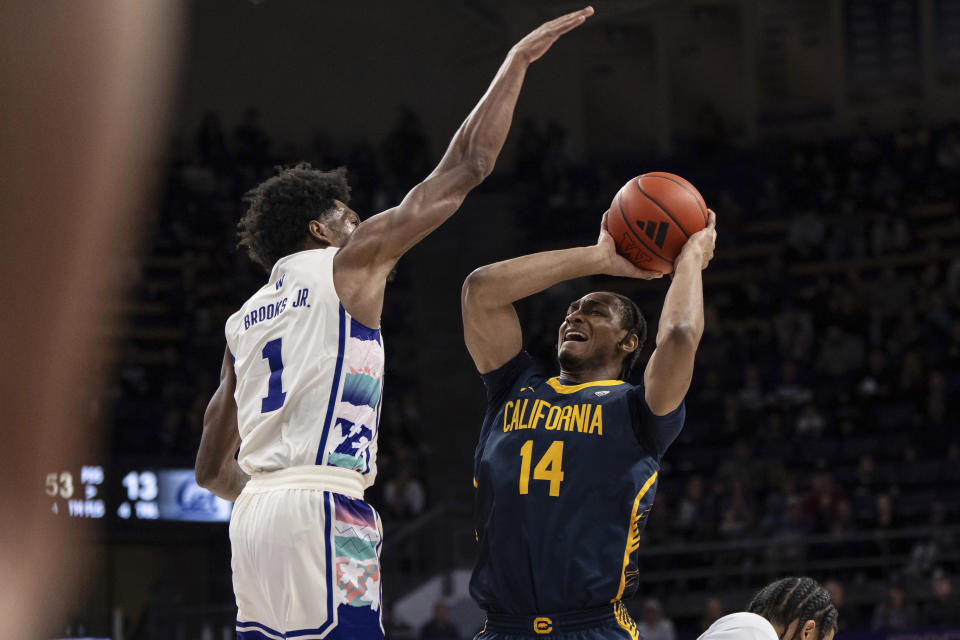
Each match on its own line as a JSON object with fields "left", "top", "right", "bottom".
{"left": 260, "top": 337, "right": 287, "bottom": 413}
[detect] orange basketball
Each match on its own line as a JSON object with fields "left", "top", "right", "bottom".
{"left": 607, "top": 172, "right": 709, "bottom": 274}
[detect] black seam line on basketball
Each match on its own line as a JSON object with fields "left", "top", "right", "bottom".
{"left": 642, "top": 173, "right": 708, "bottom": 227}
{"left": 617, "top": 191, "right": 674, "bottom": 265}
{"left": 633, "top": 178, "right": 691, "bottom": 240}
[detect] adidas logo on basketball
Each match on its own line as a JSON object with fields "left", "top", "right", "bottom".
{"left": 635, "top": 220, "right": 670, "bottom": 249}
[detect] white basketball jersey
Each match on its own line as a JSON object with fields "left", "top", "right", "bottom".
{"left": 225, "top": 248, "right": 383, "bottom": 488}
{"left": 697, "top": 613, "right": 779, "bottom": 640}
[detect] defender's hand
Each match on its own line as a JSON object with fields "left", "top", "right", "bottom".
{"left": 596, "top": 211, "right": 664, "bottom": 279}
{"left": 676, "top": 209, "right": 717, "bottom": 270}
{"left": 511, "top": 6, "right": 594, "bottom": 64}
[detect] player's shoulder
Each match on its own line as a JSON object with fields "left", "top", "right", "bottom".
{"left": 274, "top": 246, "right": 337, "bottom": 275}
{"left": 698, "top": 613, "right": 778, "bottom": 640}
{"left": 481, "top": 350, "right": 543, "bottom": 400}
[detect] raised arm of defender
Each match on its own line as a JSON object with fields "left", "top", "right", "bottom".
{"left": 462, "top": 211, "right": 662, "bottom": 374}
{"left": 334, "top": 7, "right": 594, "bottom": 328}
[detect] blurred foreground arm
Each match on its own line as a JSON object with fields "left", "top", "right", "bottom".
{"left": 196, "top": 346, "right": 248, "bottom": 501}
{"left": 643, "top": 210, "right": 717, "bottom": 414}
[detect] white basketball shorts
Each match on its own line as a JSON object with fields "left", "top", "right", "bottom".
{"left": 230, "top": 466, "right": 383, "bottom": 640}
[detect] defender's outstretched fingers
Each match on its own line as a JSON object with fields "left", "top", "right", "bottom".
{"left": 547, "top": 6, "right": 595, "bottom": 36}
{"left": 513, "top": 6, "right": 594, "bottom": 63}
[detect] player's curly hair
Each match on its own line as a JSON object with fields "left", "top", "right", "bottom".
{"left": 606, "top": 292, "right": 647, "bottom": 381}
{"left": 746, "top": 577, "right": 838, "bottom": 640}
{"left": 237, "top": 163, "right": 351, "bottom": 271}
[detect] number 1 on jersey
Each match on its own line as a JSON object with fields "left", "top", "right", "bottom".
{"left": 518, "top": 440, "right": 565, "bottom": 497}
{"left": 261, "top": 337, "right": 287, "bottom": 413}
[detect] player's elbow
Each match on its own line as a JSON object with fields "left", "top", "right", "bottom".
{"left": 658, "top": 323, "right": 701, "bottom": 350}
{"left": 195, "top": 456, "right": 217, "bottom": 490}
{"left": 464, "top": 151, "right": 494, "bottom": 185}
{"left": 462, "top": 266, "right": 496, "bottom": 309}
{"left": 194, "top": 438, "right": 221, "bottom": 490}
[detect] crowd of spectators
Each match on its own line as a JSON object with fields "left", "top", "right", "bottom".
{"left": 105, "top": 104, "right": 960, "bottom": 636}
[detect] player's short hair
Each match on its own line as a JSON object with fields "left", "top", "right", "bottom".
{"left": 238, "top": 162, "right": 351, "bottom": 271}
{"left": 602, "top": 292, "right": 647, "bottom": 381}
{"left": 746, "top": 577, "right": 838, "bottom": 640}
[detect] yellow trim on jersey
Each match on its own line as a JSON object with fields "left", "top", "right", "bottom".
{"left": 611, "top": 471, "right": 658, "bottom": 603}
{"left": 614, "top": 601, "right": 640, "bottom": 640}
{"left": 473, "top": 477, "right": 478, "bottom": 488}
{"left": 545, "top": 377, "right": 625, "bottom": 394}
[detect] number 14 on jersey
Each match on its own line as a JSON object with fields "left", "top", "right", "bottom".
{"left": 518, "top": 440, "right": 564, "bottom": 497}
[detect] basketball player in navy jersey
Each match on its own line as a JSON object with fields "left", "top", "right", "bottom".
{"left": 194, "top": 8, "right": 596, "bottom": 640}
{"left": 461, "top": 210, "right": 716, "bottom": 639}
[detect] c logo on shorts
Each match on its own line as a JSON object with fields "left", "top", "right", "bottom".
{"left": 533, "top": 617, "right": 553, "bottom": 634}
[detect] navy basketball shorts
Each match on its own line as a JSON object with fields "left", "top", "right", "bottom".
{"left": 475, "top": 602, "right": 639, "bottom": 640}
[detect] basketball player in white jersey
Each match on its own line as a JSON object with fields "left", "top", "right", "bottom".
{"left": 699, "top": 577, "right": 838, "bottom": 640}
{"left": 194, "top": 7, "right": 595, "bottom": 640}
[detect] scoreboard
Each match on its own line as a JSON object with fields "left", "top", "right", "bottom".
{"left": 47, "top": 464, "right": 232, "bottom": 523}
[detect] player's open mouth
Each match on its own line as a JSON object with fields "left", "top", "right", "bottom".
{"left": 563, "top": 331, "right": 588, "bottom": 343}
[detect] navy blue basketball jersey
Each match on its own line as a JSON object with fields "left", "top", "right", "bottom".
{"left": 470, "top": 351, "right": 685, "bottom": 615}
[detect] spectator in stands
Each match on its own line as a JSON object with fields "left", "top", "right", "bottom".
{"left": 795, "top": 404, "right": 826, "bottom": 438}
{"left": 700, "top": 597, "right": 724, "bottom": 633}
{"left": 857, "top": 349, "right": 892, "bottom": 400}
{"left": 718, "top": 479, "right": 756, "bottom": 539}
{"left": 830, "top": 498, "right": 855, "bottom": 537}
{"left": 718, "top": 440, "right": 763, "bottom": 490}
{"left": 785, "top": 209, "right": 826, "bottom": 260}
{"left": 816, "top": 324, "right": 864, "bottom": 379}
{"left": 897, "top": 350, "right": 926, "bottom": 404}
{"left": 922, "top": 569, "right": 959, "bottom": 628}
{"left": 675, "top": 475, "right": 709, "bottom": 539}
{"left": 824, "top": 578, "right": 863, "bottom": 632}
{"left": 637, "top": 599, "right": 676, "bottom": 640}
{"left": 771, "top": 361, "right": 812, "bottom": 410}
{"left": 871, "top": 584, "right": 917, "bottom": 631}
{"left": 803, "top": 471, "right": 846, "bottom": 534}
{"left": 872, "top": 492, "right": 897, "bottom": 535}
{"left": 420, "top": 602, "right": 460, "bottom": 640}
{"left": 384, "top": 467, "right": 426, "bottom": 520}
{"left": 738, "top": 364, "right": 767, "bottom": 413}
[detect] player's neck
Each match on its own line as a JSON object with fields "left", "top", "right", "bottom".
{"left": 557, "top": 363, "right": 621, "bottom": 385}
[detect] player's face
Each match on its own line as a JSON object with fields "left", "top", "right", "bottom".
{"left": 557, "top": 292, "right": 628, "bottom": 372}
{"left": 325, "top": 200, "right": 361, "bottom": 247}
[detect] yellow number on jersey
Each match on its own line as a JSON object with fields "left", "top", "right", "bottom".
{"left": 518, "top": 440, "right": 565, "bottom": 497}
